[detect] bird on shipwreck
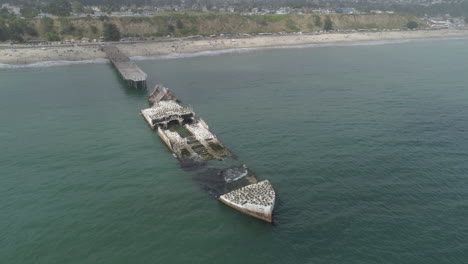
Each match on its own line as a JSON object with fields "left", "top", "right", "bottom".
{"left": 140, "top": 85, "right": 276, "bottom": 223}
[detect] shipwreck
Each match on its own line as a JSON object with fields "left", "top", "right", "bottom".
{"left": 141, "top": 85, "right": 276, "bottom": 222}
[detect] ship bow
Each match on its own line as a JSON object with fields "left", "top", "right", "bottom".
{"left": 219, "top": 180, "right": 275, "bottom": 223}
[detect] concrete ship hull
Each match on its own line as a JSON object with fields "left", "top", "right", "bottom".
{"left": 219, "top": 180, "right": 275, "bottom": 223}
{"left": 141, "top": 85, "right": 276, "bottom": 223}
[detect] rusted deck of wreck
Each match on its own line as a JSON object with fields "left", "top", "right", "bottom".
{"left": 140, "top": 85, "right": 276, "bottom": 222}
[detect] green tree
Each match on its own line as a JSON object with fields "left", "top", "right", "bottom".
{"left": 102, "top": 0, "right": 119, "bottom": 12}
{"left": 103, "top": 23, "right": 120, "bottom": 41}
{"left": 176, "top": 19, "right": 184, "bottom": 29}
{"left": 323, "top": 16, "right": 333, "bottom": 31}
{"left": 285, "top": 19, "right": 299, "bottom": 32}
{"left": 0, "top": 22, "right": 7, "bottom": 41}
{"left": 89, "top": 25, "right": 98, "bottom": 34}
{"left": 60, "top": 19, "right": 76, "bottom": 35}
{"left": 6, "top": 20, "right": 24, "bottom": 41}
{"left": 83, "top": 7, "right": 94, "bottom": 14}
{"left": 314, "top": 15, "right": 322, "bottom": 27}
{"left": 45, "top": 31, "right": 60, "bottom": 41}
{"left": 6, "top": 18, "right": 38, "bottom": 41}
{"left": 20, "top": 7, "right": 39, "bottom": 19}
{"left": 406, "top": 21, "right": 419, "bottom": 29}
{"left": 45, "top": 0, "right": 72, "bottom": 17}
{"left": 25, "top": 23, "right": 38, "bottom": 37}
{"left": 71, "top": 1, "right": 83, "bottom": 14}
{"left": 0, "top": 8, "right": 15, "bottom": 19}
{"left": 167, "top": 24, "right": 175, "bottom": 33}
{"left": 255, "top": 16, "right": 268, "bottom": 26}
{"left": 40, "top": 17, "right": 55, "bottom": 33}
{"left": 99, "top": 15, "right": 109, "bottom": 21}
{"left": 40, "top": 17, "right": 60, "bottom": 41}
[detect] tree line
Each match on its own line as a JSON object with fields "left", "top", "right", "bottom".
{"left": 0, "top": 7, "right": 120, "bottom": 42}
{"left": 2, "top": 0, "right": 468, "bottom": 17}
{"left": 0, "top": 8, "right": 37, "bottom": 41}
{"left": 0, "top": 13, "right": 337, "bottom": 43}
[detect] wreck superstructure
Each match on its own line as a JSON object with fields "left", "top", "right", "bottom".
{"left": 102, "top": 47, "right": 276, "bottom": 222}
{"left": 141, "top": 85, "right": 276, "bottom": 222}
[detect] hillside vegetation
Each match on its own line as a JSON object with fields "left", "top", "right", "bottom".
{"left": 6, "top": 13, "right": 423, "bottom": 42}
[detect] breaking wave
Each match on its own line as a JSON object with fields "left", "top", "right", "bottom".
{"left": 131, "top": 48, "right": 258, "bottom": 61}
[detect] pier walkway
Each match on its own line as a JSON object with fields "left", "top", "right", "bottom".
{"left": 102, "top": 45, "right": 147, "bottom": 89}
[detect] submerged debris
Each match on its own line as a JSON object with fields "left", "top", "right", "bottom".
{"left": 148, "top": 85, "right": 177, "bottom": 105}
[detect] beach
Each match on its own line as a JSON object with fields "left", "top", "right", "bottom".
{"left": 1, "top": 29, "right": 468, "bottom": 65}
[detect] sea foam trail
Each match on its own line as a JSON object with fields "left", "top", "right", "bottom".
{"left": 0, "top": 58, "right": 109, "bottom": 69}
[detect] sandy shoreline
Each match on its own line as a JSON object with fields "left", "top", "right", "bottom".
{"left": 1, "top": 29, "right": 468, "bottom": 65}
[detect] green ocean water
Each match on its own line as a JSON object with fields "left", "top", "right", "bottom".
{"left": 1, "top": 38, "right": 468, "bottom": 263}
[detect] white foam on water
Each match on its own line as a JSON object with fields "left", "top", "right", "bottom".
{"left": 130, "top": 48, "right": 257, "bottom": 61}
{"left": 0, "top": 58, "right": 109, "bottom": 69}
{"left": 223, "top": 165, "right": 249, "bottom": 183}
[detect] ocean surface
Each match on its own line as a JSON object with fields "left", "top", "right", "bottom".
{"left": 1, "top": 38, "right": 468, "bottom": 264}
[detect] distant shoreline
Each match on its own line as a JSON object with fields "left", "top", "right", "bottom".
{"left": 1, "top": 29, "right": 468, "bottom": 65}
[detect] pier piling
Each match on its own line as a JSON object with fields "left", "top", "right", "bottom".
{"left": 102, "top": 45, "right": 147, "bottom": 89}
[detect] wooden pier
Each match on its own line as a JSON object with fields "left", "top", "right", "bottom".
{"left": 102, "top": 45, "right": 147, "bottom": 89}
